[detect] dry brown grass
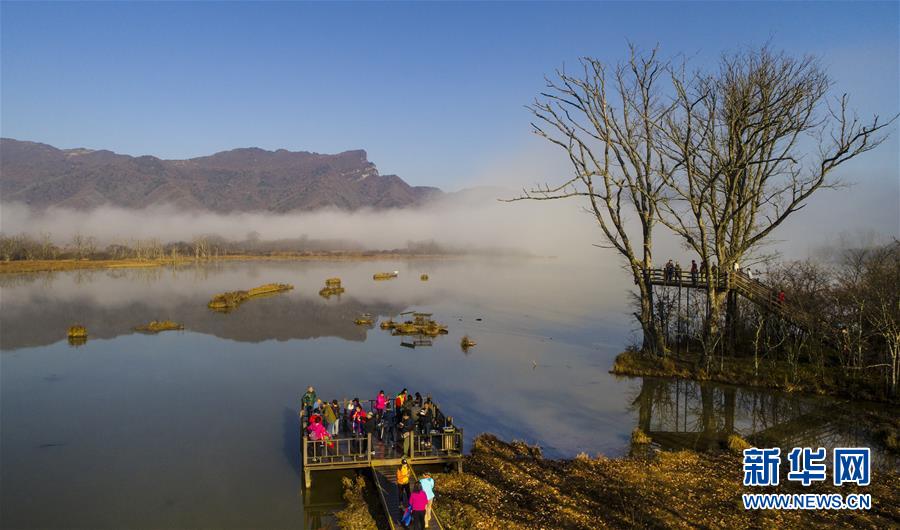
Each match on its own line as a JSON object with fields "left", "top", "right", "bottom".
{"left": 334, "top": 476, "right": 379, "bottom": 530}
{"left": 0, "top": 253, "right": 462, "bottom": 275}
{"left": 429, "top": 434, "right": 899, "bottom": 530}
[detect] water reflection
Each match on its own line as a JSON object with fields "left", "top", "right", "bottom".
{"left": 631, "top": 377, "right": 897, "bottom": 468}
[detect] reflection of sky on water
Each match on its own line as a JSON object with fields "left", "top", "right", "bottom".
{"left": 1, "top": 258, "right": 894, "bottom": 528}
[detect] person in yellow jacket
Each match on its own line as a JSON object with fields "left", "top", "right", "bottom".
{"left": 396, "top": 458, "right": 411, "bottom": 509}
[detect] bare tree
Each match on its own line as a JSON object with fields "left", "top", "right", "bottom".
{"left": 510, "top": 46, "right": 671, "bottom": 354}
{"left": 656, "top": 47, "right": 894, "bottom": 363}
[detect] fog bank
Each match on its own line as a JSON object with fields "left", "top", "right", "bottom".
{"left": 0, "top": 189, "right": 606, "bottom": 259}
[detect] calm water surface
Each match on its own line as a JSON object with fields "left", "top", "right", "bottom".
{"left": 1, "top": 258, "right": 893, "bottom": 528}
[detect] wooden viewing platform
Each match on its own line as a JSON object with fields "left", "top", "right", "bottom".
{"left": 301, "top": 428, "right": 464, "bottom": 487}
{"left": 301, "top": 400, "right": 461, "bottom": 528}
{"left": 300, "top": 399, "right": 462, "bottom": 527}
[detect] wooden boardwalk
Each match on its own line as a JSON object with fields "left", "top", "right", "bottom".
{"left": 372, "top": 465, "right": 447, "bottom": 530}
{"left": 645, "top": 268, "right": 824, "bottom": 335}
{"left": 300, "top": 403, "right": 462, "bottom": 527}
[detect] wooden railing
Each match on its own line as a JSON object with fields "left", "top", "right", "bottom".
{"left": 644, "top": 268, "right": 728, "bottom": 289}
{"left": 302, "top": 433, "right": 372, "bottom": 467}
{"left": 410, "top": 429, "right": 464, "bottom": 459}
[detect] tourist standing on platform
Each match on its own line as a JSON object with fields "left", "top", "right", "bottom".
{"left": 691, "top": 260, "right": 698, "bottom": 286}
{"left": 323, "top": 399, "right": 338, "bottom": 437}
{"left": 301, "top": 386, "right": 317, "bottom": 423}
{"left": 375, "top": 390, "right": 387, "bottom": 422}
{"left": 352, "top": 398, "right": 366, "bottom": 435}
{"left": 397, "top": 458, "right": 411, "bottom": 508}
{"left": 419, "top": 472, "right": 435, "bottom": 528}
{"left": 409, "top": 481, "right": 428, "bottom": 530}
{"left": 664, "top": 259, "right": 675, "bottom": 282}
{"left": 401, "top": 412, "right": 415, "bottom": 457}
{"left": 395, "top": 389, "right": 408, "bottom": 409}
{"left": 363, "top": 412, "right": 376, "bottom": 454}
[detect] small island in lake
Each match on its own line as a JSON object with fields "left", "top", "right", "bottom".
{"left": 207, "top": 283, "right": 294, "bottom": 312}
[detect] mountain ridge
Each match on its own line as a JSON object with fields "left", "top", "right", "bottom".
{"left": 0, "top": 138, "right": 442, "bottom": 211}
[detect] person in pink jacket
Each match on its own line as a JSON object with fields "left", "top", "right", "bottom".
{"left": 375, "top": 390, "right": 387, "bottom": 423}
{"left": 408, "top": 481, "right": 429, "bottom": 530}
{"left": 306, "top": 416, "right": 331, "bottom": 460}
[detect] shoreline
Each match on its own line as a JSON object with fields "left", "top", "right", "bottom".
{"left": 337, "top": 434, "right": 899, "bottom": 529}
{"left": 0, "top": 253, "right": 479, "bottom": 274}
{"left": 610, "top": 349, "right": 898, "bottom": 405}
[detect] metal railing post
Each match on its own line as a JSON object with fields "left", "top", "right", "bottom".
{"left": 367, "top": 433, "right": 372, "bottom": 464}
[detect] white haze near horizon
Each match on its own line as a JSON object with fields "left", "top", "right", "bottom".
{"left": 0, "top": 190, "right": 613, "bottom": 260}
{"left": 2, "top": 179, "right": 897, "bottom": 267}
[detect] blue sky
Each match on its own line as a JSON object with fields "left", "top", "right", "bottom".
{"left": 2, "top": 1, "right": 898, "bottom": 194}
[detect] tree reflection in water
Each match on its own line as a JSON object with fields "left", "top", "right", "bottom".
{"left": 630, "top": 377, "right": 896, "bottom": 468}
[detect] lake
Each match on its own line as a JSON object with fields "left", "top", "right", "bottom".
{"left": 1, "top": 258, "right": 894, "bottom": 528}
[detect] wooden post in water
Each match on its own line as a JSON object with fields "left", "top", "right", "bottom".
{"left": 302, "top": 435, "right": 311, "bottom": 489}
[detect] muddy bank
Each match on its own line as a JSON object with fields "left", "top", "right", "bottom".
{"left": 336, "top": 434, "right": 899, "bottom": 529}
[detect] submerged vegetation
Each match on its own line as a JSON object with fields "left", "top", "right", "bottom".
{"left": 318, "top": 277, "right": 346, "bottom": 299}
{"left": 373, "top": 271, "right": 399, "bottom": 280}
{"left": 67, "top": 325, "right": 87, "bottom": 339}
{"left": 207, "top": 283, "right": 293, "bottom": 311}
{"left": 354, "top": 313, "right": 374, "bottom": 326}
{"left": 133, "top": 320, "right": 184, "bottom": 333}
{"left": 382, "top": 313, "right": 448, "bottom": 337}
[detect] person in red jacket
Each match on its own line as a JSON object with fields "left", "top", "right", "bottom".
{"left": 395, "top": 389, "right": 408, "bottom": 409}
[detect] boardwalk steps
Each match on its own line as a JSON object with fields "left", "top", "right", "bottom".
{"left": 371, "top": 465, "right": 447, "bottom": 530}
{"left": 646, "top": 268, "right": 836, "bottom": 344}
{"left": 372, "top": 465, "right": 402, "bottom": 530}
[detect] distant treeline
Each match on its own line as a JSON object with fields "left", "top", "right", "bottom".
{"left": 0, "top": 232, "right": 530, "bottom": 261}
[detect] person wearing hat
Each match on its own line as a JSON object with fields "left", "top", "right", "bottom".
{"left": 419, "top": 472, "right": 435, "bottom": 528}
{"left": 301, "top": 386, "right": 317, "bottom": 424}
{"left": 396, "top": 458, "right": 411, "bottom": 509}
{"left": 363, "top": 411, "right": 377, "bottom": 455}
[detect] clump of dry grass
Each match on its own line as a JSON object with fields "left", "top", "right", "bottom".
{"left": 334, "top": 476, "right": 379, "bottom": 530}
{"left": 67, "top": 325, "right": 87, "bottom": 338}
{"left": 726, "top": 434, "right": 752, "bottom": 453}
{"left": 631, "top": 428, "right": 652, "bottom": 445}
